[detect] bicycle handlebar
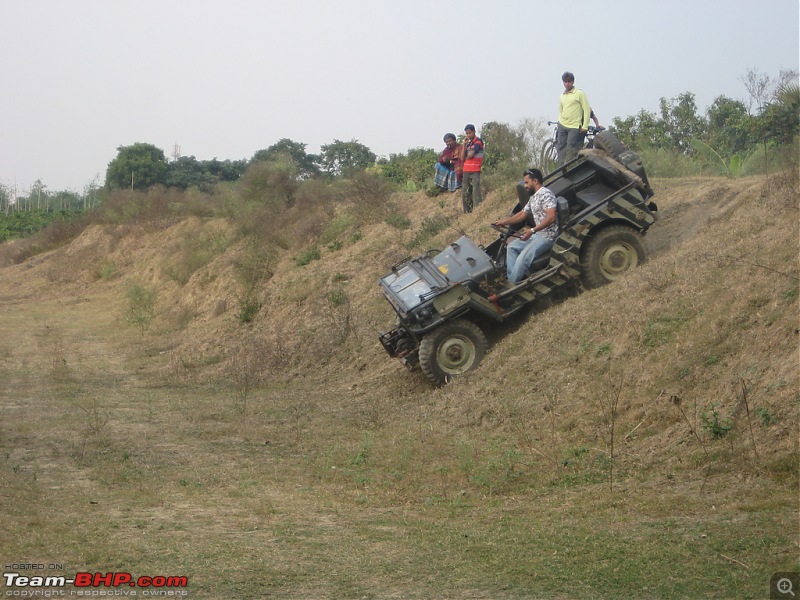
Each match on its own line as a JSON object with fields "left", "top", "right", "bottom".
{"left": 547, "top": 121, "right": 602, "bottom": 136}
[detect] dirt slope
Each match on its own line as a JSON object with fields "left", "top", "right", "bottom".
{"left": 1, "top": 172, "right": 798, "bottom": 597}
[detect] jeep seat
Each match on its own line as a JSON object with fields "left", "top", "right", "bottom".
{"left": 527, "top": 196, "right": 570, "bottom": 274}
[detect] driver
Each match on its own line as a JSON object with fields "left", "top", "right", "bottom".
{"left": 492, "top": 168, "right": 558, "bottom": 283}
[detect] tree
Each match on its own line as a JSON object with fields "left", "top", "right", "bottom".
{"left": 252, "top": 138, "right": 320, "bottom": 179}
{"left": 0, "top": 183, "right": 12, "bottom": 214}
{"left": 376, "top": 147, "right": 437, "bottom": 188}
{"left": 611, "top": 109, "right": 669, "bottom": 151}
{"left": 30, "top": 180, "right": 49, "bottom": 210}
{"left": 105, "top": 143, "right": 168, "bottom": 190}
{"left": 658, "top": 92, "right": 706, "bottom": 154}
{"left": 481, "top": 121, "right": 532, "bottom": 174}
{"left": 164, "top": 156, "right": 209, "bottom": 190}
{"left": 740, "top": 67, "right": 772, "bottom": 115}
{"left": 207, "top": 158, "right": 247, "bottom": 183}
{"left": 705, "top": 96, "right": 752, "bottom": 157}
{"left": 740, "top": 67, "right": 799, "bottom": 173}
{"left": 319, "top": 139, "right": 376, "bottom": 177}
{"left": 761, "top": 78, "right": 800, "bottom": 147}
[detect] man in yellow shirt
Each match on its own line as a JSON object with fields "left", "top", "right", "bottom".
{"left": 556, "top": 71, "right": 592, "bottom": 164}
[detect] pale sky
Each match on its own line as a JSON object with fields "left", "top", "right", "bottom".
{"left": 2, "top": 0, "right": 798, "bottom": 194}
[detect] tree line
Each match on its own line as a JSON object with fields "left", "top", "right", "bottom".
{"left": 1, "top": 67, "right": 797, "bottom": 224}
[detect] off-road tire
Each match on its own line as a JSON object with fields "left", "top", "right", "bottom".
{"left": 540, "top": 139, "right": 559, "bottom": 174}
{"left": 592, "top": 130, "right": 650, "bottom": 187}
{"left": 582, "top": 225, "right": 646, "bottom": 288}
{"left": 419, "top": 319, "right": 487, "bottom": 386}
{"left": 592, "top": 130, "right": 628, "bottom": 158}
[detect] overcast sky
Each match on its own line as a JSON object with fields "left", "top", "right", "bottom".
{"left": 2, "top": 0, "right": 798, "bottom": 194}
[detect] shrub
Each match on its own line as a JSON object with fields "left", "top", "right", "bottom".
{"left": 164, "top": 229, "right": 228, "bottom": 285}
{"left": 385, "top": 210, "right": 411, "bottom": 230}
{"left": 410, "top": 215, "right": 450, "bottom": 248}
{"left": 124, "top": 284, "right": 157, "bottom": 335}
{"left": 97, "top": 261, "right": 119, "bottom": 281}
{"left": 700, "top": 403, "right": 732, "bottom": 439}
{"left": 295, "top": 245, "right": 321, "bottom": 266}
{"left": 236, "top": 297, "right": 262, "bottom": 324}
{"left": 346, "top": 170, "right": 395, "bottom": 224}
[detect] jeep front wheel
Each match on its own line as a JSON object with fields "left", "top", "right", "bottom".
{"left": 419, "top": 319, "right": 487, "bottom": 386}
{"left": 582, "top": 225, "right": 645, "bottom": 288}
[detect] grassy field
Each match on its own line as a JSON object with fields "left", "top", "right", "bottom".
{"left": 1, "top": 173, "right": 798, "bottom": 598}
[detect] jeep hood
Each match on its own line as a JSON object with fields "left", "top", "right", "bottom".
{"left": 379, "top": 236, "right": 496, "bottom": 314}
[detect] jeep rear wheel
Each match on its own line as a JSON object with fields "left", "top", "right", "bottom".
{"left": 582, "top": 225, "right": 645, "bottom": 288}
{"left": 419, "top": 319, "right": 487, "bottom": 386}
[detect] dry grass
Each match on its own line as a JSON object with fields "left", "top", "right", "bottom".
{"left": 0, "top": 173, "right": 797, "bottom": 598}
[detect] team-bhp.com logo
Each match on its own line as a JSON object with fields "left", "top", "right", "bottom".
{"left": 4, "top": 571, "right": 188, "bottom": 596}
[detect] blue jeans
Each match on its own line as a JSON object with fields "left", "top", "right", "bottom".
{"left": 506, "top": 235, "right": 555, "bottom": 283}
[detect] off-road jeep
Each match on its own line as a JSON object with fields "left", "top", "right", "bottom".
{"left": 378, "top": 131, "right": 658, "bottom": 385}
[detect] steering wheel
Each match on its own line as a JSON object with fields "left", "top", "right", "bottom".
{"left": 490, "top": 223, "right": 522, "bottom": 238}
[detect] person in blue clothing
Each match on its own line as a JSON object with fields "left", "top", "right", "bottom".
{"left": 492, "top": 168, "right": 558, "bottom": 283}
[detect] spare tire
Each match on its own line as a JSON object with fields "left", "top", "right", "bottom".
{"left": 593, "top": 130, "right": 650, "bottom": 188}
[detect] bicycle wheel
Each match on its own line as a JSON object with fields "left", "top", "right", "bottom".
{"left": 540, "top": 139, "right": 559, "bottom": 173}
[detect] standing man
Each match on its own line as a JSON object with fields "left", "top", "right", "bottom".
{"left": 492, "top": 169, "right": 558, "bottom": 283}
{"left": 461, "top": 124, "right": 484, "bottom": 213}
{"left": 556, "top": 71, "right": 592, "bottom": 165}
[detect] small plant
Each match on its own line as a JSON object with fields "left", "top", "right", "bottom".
{"left": 425, "top": 185, "right": 443, "bottom": 198}
{"left": 226, "top": 349, "right": 261, "bottom": 415}
{"left": 410, "top": 215, "right": 450, "bottom": 247}
{"left": 699, "top": 402, "right": 733, "bottom": 439}
{"left": 781, "top": 286, "right": 798, "bottom": 301}
{"left": 323, "top": 287, "right": 355, "bottom": 342}
{"left": 385, "top": 211, "right": 411, "bottom": 230}
{"left": 236, "top": 297, "right": 261, "bottom": 324}
{"left": 326, "top": 288, "right": 348, "bottom": 308}
{"left": 689, "top": 138, "right": 750, "bottom": 178}
{"left": 755, "top": 406, "right": 776, "bottom": 427}
{"left": 79, "top": 398, "right": 110, "bottom": 436}
{"left": 595, "top": 343, "right": 611, "bottom": 357}
{"left": 295, "top": 245, "right": 321, "bottom": 266}
{"left": 97, "top": 261, "right": 119, "bottom": 281}
{"left": 124, "top": 284, "right": 156, "bottom": 335}
{"left": 704, "top": 354, "right": 721, "bottom": 366}
{"left": 642, "top": 313, "right": 691, "bottom": 348}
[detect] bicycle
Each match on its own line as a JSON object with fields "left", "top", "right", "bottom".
{"left": 540, "top": 121, "right": 602, "bottom": 174}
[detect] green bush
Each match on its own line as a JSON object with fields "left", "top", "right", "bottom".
{"left": 410, "top": 215, "right": 450, "bottom": 248}
{"left": 385, "top": 211, "right": 411, "bottom": 230}
{"left": 124, "top": 284, "right": 157, "bottom": 335}
{"left": 634, "top": 148, "right": 703, "bottom": 178}
{"left": 236, "top": 297, "right": 261, "bottom": 324}
{"left": 295, "top": 245, "right": 321, "bottom": 266}
{"left": 97, "top": 261, "right": 119, "bottom": 281}
{"left": 700, "top": 403, "right": 732, "bottom": 439}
